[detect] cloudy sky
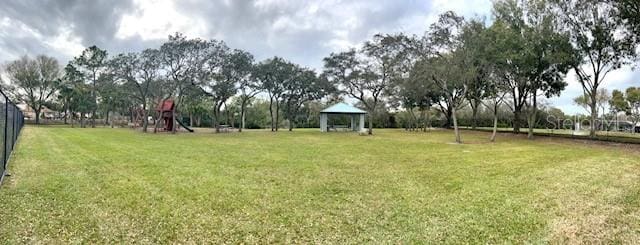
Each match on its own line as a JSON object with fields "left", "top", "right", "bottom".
{"left": 1, "top": 0, "right": 639, "bottom": 114}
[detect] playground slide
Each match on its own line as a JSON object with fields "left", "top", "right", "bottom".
{"left": 176, "top": 119, "right": 195, "bottom": 133}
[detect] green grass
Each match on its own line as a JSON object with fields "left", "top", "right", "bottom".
{"left": 1, "top": 126, "right": 640, "bottom": 243}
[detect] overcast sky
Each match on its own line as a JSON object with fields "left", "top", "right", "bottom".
{"left": 1, "top": 0, "right": 639, "bottom": 114}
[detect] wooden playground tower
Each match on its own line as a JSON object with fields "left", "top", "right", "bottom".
{"left": 148, "top": 99, "right": 193, "bottom": 133}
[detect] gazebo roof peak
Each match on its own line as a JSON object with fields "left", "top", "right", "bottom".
{"left": 321, "top": 102, "right": 367, "bottom": 114}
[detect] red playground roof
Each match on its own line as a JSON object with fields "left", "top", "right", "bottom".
{"left": 157, "top": 100, "right": 175, "bottom": 112}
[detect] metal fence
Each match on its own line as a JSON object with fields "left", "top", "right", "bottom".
{"left": 0, "top": 90, "right": 25, "bottom": 184}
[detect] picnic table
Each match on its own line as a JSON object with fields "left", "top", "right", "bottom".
{"left": 329, "top": 125, "right": 350, "bottom": 131}
{"left": 217, "top": 125, "right": 233, "bottom": 133}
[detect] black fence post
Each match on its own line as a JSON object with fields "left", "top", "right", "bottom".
{"left": 2, "top": 94, "right": 9, "bottom": 181}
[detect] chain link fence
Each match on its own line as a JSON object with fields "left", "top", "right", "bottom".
{"left": 0, "top": 90, "right": 25, "bottom": 184}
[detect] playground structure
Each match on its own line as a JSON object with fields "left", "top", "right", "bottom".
{"left": 155, "top": 99, "right": 194, "bottom": 132}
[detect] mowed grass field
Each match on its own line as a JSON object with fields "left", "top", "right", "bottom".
{"left": 1, "top": 126, "right": 640, "bottom": 243}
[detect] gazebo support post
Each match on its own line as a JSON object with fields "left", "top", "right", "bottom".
{"left": 351, "top": 115, "right": 356, "bottom": 131}
{"left": 320, "top": 113, "right": 328, "bottom": 132}
{"left": 359, "top": 114, "right": 365, "bottom": 132}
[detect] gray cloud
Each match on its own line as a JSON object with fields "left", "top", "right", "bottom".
{"left": 173, "top": 0, "right": 432, "bottom": 69}
{"left": 0, "top": 0, "right": 134, "bottom": 46}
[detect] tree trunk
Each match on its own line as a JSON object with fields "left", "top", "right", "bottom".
{"left": 288, "top": 112, "right": 294, "bottom": 131}
{"left": 491, "top": 103, "right": 498, "bottom": 142}
{"left": 213, "top": 104, "right": 220, "bottom": 133}
{"left": 63, "top": 105, "right": 68, "bottom": 124}
{"left": 452, "top": 105, "right": 461, "bottom": 144}
{"left": 589, "top": 94, "right": 598, "bottom": 138}
{"left": 471, "top": 102, "right": 479, "bottom": 130}
{"left": 368, "top": 110, "right": 374, "bottom": 135}
{"left": 275, "top": 102, "right": 280, "bottom": 132}
{"left": 269, "top": 96, "right": 275, "bottom": 132}
{"left": 240, "top": 100, "right": 247, "bottom": 133}
{"left": 445, "top": 107, "right": 453, "bottom": 128}
{"left": 142, "top": 103, "right": 149, "bottom": 133}
{"left": 105, "top": 110, "right": 110, "bottom": 126}
{"left": 171, "top": 108, "right": 176, "bottom": 134}
{"left": 528, "top": 92, "right": 537, "bottom": 140}
{"left": 513, "top": 109, "right": 521, "bottom": 133}
{"left": 34, "top": 108, "right": 41, "bottom": 125}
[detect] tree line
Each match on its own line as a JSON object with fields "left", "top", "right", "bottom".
{"left": 2, "top": 0, "right": 640, "bottom": 142}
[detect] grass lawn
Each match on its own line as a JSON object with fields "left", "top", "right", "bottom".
{"left": 1, "top": 126, "right": 640, "bottom": 243}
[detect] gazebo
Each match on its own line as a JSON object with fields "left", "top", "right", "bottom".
{"left": 320, "top": 103, "right": 367, "bottom": 132}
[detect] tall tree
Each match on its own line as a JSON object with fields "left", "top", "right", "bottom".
{"left": 555, "top": 0, "right": 635, "bottom": 137}
{"left": 189, "top": 39, "right": 234, "bottom": 133}
{"left": 282, "top": 68, "right": 334, "bottom": 131}
{"left": 461, "top": 20, "right": 493, "bottom": 130}
{"left": 625, "top": 87, "right": 640, "bottom": 131}
{"left": 494, "top": 0, "right": 576, "bottom": 139}
{"left": 393, "top": 65, "right": 438, "bottom": 131}
{"left": 488, "top": 20, "right": 531, "bottom": 133}
{"left": 73, "top": 46, "right": 108, "bottom": 128}
{"left": 425, "top": 11, "right": 476, "bottom": 143}
{"left": 229, "top": 51, "right": 257, "bottom": 132}
{"left": 3, "top": 55, "right": 61, "bottom": 124}
{"left": 361, "top": 34, "right": 411, "bottom": 134}
{"left": 610, "top": 89, "right": 629, "bottom": 130}
{"left": 134, "top": 49, "right": 162, "bottom": 132}
{"left": 254, "top": 57, "right": 295, "bottom": 132}
{"left": 217, "top": 49, "right": 253, "bottom": 132}
{"left": 98, "top": 73, "right": 128, "bottom": 127}
{"left": 160, "top": 33, "right": 199, "bottom": 133}
{"left": 61, "top": 64, "right": 92, "bottom": 128}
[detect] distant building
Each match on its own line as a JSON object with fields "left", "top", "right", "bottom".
{"left": 17, "top": 104, "right": 56, "bottom": 121}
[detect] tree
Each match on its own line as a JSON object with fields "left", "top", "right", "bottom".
{"left": 98, "top": 75, "right": 128, "bottom": 127}
{"left": 254, "top": 57, "right": 295, "bottom": 132}
{"left": 610, "top": 89, "right": 629, "bottom": 130}
{"left": 393, "top": 65, "right": 438, "bottom": 131}
{"left": 216, "top": 49, "right": 253, "bottom": 132}
{"left": 61, "top": 64, "right": 93, "bottom": 128}
{"left": 574, "top": 88, "right": 610, "bottom": 130}
{"left": 73, "top": 46, "right": 108, "bottom": 128}
{"left": 424, "top": 11, "right": 475, "bottom": 143}
{"left": 3, "top": 55, "right": 61, "bottom": 124}
{"left": 189, "top": 39, "right": 235, "bottom": 133}
{"left": 487, "top": 20, "right": 531, "bottom": 134}
{"left": 361, "top": 34, "right": 411, "bottom": 134}
{"left": 496, "top": 0, "right": 576, "bottom": 139}
{"left": 180, "top": 86, "right": 209, "bottom": 127}
{"left": 229, "top": 51, "right": 257, "bottom": 132}
{"left": 461, "top": 20, "right": 493, "bottom": 130}
{"left": 282, "top": 68, "right": 334, "bottom": 131}
{"left": 110, "top": 49, "right": 163, "bottom": 132}
{"left": 133, "top": 49, "right": 161, "bottom": 132}
{"left": 555, "top": 0, "right": 636, "bottom": 137}
{"left": 625, "top": 87, "right": 640, "bottom": 131}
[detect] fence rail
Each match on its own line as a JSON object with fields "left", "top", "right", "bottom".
{"left": 0, "top": 90, "right": 25, "bottom": 185}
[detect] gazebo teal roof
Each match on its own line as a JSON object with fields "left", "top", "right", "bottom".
{"left": 320, "top": 103, "right": 367, "bottom": 114}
